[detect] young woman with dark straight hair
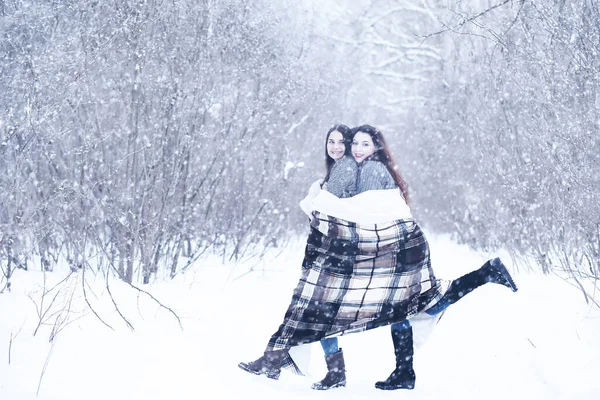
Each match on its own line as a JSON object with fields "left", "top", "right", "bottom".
{"left": 239, "top": 124, "right": 357, "bottom": 388}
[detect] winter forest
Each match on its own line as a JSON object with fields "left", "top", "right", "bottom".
{"left": 1, "top": 0, "right": 599, "bottom": 399}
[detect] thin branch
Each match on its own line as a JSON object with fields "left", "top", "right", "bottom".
{"left": 502, "top": 0, "right": 527, "bottom": 37}
{"left": 36, "top": 341, "right": 55, "bottom": 396}
{"left": 81, "top": 266, "right": 114, "bottom": 331}
{"left": 85, "top": 223, "right": 181, "bottom": 329}
{"left": 420, "top": 0, "right": 514, "bottom": 39}
{"left": 8, "top": 322, "right": 24, "bottom": 365}
{"left": 173, "top": 235, "right": 220, "bottom": 278}
{"left": 365, "top": 69, "right": 432, "bottom": 82}
{"left": 552, "top": 270, "right": 600, "bottom": 308}
{"left": 104, "top": 267, "right": 134, "bottom": 331}
{"left": 122, "top": 277, "right": 183, "bottom": 330}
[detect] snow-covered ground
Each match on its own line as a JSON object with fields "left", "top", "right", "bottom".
{"left": 1, "top": 234, "right": 599, "bottom": 400}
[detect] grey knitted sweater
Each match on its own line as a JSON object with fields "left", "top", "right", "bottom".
{"left": 324, "top": 156, "right": 358, "bottom": 198}
{"left": 356, "top": 160, "right": 396, "bottom": 193}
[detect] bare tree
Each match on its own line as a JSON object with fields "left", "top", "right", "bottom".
{"left": 0, "top": 0, "right": 353, "bottom": 286}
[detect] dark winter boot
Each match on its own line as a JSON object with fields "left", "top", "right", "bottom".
{"left": 311, "top": 349, "right": 347, "bottom": 390}
{"left": 485, "top": 257, "right": 518, "bottom": 292}
{"left": 429, "top": 257, "right": 518, "bottom": 314}
{"left": 375, "top": 325, "right": 416, "bottom": 390}
{"left": 238, "top": 350, "right": 287, "bottom": 380}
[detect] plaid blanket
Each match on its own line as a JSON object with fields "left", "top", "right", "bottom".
{"left": 266, "top": 189, "right": 446, "bottom": 374}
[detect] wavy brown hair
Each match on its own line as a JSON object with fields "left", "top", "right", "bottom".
{"left": 350, "top": 124, "right": 410, "bottom": 205}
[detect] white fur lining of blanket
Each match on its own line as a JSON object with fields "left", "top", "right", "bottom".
{"left": 300, "top": 179, "right": 413, "bottom": 225}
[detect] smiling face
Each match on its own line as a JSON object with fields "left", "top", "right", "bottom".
{"left": 352, "top": 131, "right": 376, "bottom": 163}
{"left": 326, "top": 130, "right": 346, "bottom": 161}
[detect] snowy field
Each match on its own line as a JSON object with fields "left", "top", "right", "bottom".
{"left": 1, "top": 234, "right": 599, "bottom": 400}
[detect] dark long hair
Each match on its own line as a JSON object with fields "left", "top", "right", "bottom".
{"left": 350, "top": 124, "right": 410, "bottom": 205}
{"left": 323, "top": 124, "right": 351, "bottom": 182}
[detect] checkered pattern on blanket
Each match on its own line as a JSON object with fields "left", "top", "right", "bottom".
{"left": 266, "top": 213, "right": 445, "bottom": 374}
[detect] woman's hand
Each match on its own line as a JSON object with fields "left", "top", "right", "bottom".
{"left": 308, "top": 179, "right": 324, "bottom": 197}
